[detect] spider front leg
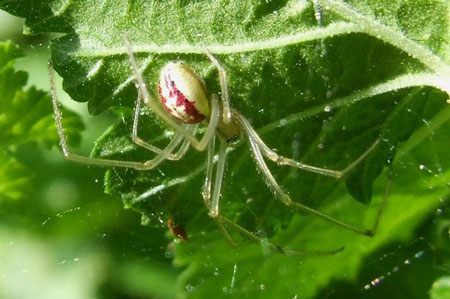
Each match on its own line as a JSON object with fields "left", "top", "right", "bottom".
{"left": 204, "top": 48, "right": 232, "bottom": 124}
{"left": 49, "top": 61, "right": 184, "bottom": 170}
{"left": 236, "top": 112, "right": 384, "bottom": 236}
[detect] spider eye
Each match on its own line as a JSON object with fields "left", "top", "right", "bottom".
{"left": 159, "top": 62, "right": 210, "bottom": 124}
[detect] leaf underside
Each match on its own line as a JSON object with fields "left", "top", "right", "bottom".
{"left": 1, "top": 0, "right": 449, "bottom": 298}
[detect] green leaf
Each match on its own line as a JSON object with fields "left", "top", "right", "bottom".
{"left": 0, "top": 151, "right": 33, "bottom": 202}
{"left": 0, "top": 40, "right": 83, "bottom": 149}
{"left": 172, "top": 118, "right": 450, "bottom": 298}
{"left": 0, "top": 40, "right": 84, "bottom": 201}
{"left": 431, "top": 276, "right": 450, "bottom": 299}
{"left": 2, "top": 0, "right": 449, "bottom": 298}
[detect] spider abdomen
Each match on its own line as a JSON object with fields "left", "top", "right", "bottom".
{"left": 159, "top": 62, "right": 210, "bottom": 124}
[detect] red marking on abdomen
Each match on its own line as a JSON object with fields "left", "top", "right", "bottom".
{"left": 159, "top": 75, "right": 205, "bottom": 124}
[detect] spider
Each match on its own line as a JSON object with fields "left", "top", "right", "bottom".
{"left": 48, "top": 36, "right": 383, "bottom": 255}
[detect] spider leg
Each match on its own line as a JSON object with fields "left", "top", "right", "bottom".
{"left": 312, "top": 0, "right": 328, "bottom": 57}
{"left": 132, "top": 88, "right": 194, "bottom": 160}
{"left": 313, "top": 0, "right": 324, "bottom": 26}
{"left": 49, "top": 61, "right": 183, "bottom": 170}
{"left": 203, "top": 138, "right": 343, "bottom": 254}
{"left": 123, "top": 35, "right": 220, "bottom": 152}
{"left": 200, "top": 137, "right": 236, "bottom": 246}
{"left": 201, "top": 134, "right": 216, "bottom": 202}
{"left": 236, "top": 112, "right": 384, "bottom": 236}
{"left": 208, "top": 139, "right": 228, "bottom": 218}
{"left": 163, "top": 135, "right": 192, "bottom": 160}
{"left": 203, "top": 48, "right": 232, "bottom": 124}
{"left": 218, "top": 216, "right": 344, "bottom": 256}
{"left": 370, "top": 164, "right": 393, "bottom": 236}
{"left": 238, "top": 113, "right": 380, "bottom": 178}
